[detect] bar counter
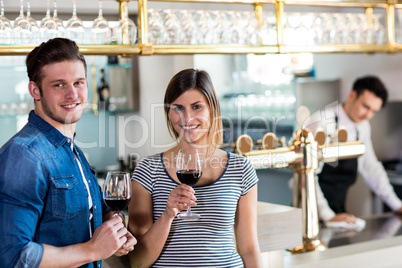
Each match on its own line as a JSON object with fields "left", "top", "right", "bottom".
{"left": 284, "top": 213, "right": 402, "bottom": 268}
{"left": 103, "top": 205, "right": 402, "bottom": 268}
{"left": 103, "top": 202, "right": 302, "bottom": 268}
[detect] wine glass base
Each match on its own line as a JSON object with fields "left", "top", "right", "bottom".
{"left": 177, "top": 213, "right": 201, "bottom": 220}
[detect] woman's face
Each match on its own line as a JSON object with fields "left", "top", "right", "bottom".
{"left": 169, "top": 89, "right": 211, "bottom": 146}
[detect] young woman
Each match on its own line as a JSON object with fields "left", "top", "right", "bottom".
{"left": 128, "top": 68, "right": 262, "bottom": 268}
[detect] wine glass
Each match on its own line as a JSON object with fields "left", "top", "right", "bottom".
{"left": 52, "top": 0, "right": 65, "bottom": 37}
{"left": 40, "top": 0, "right": 58, "bottom": 42}
{"left": 103, "top": 171, "right": 132, "bottom": 217}
{"left": 66, "top": 0, "right": 85, "bottom": 44}
{"left": 176, "top": 148, "right": 203, "bottom": 220}
{"left": 13, "top": 0, "right": 31, "bottom": 44}
{"left": 117, "top": 2, "right": 137, "bottom": 45}
{"left": 91, "top": 0, "right": 110, "bottom": 44}
{"left": 0, "top": 0, "right": 13, "bottom": 44}
{"left": 26, "top": 0, "right": 39, "bottom": 44}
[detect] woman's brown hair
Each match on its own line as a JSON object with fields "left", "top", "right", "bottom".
{"left": 164, "top": 68, "right": 223, "bottom": 156}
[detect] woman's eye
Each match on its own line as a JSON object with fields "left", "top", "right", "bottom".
{"left": 173, "top": 106, "right": 183, "bottom": 112}
{"left": 193, "top": 104, "right": 201, "bottom": 110}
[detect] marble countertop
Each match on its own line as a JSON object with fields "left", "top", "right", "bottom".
{"left": 284, "top": 213, "right": 402, "bottom": 268}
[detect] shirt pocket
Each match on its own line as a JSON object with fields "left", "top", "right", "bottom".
{"left": 51, "top": 176, "right": 82, "bottom": 219}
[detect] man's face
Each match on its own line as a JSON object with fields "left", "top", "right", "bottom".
{"left": 346, "top": 90, "right": 383, "bottom": 123}
{"left": 31, "top": 60, "right": 88, "bottom": 129}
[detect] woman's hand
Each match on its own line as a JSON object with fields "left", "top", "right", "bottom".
{"left": 114, "top": 231, "right": 137, "bottom": 256}
{"left": 164, "top": 184, "right": 197, "bottom": 219}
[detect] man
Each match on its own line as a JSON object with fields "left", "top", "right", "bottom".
{"left": 310, "top": 75, "right": 402, "bottom": 224}
{"left": 0, "top": 38, "right": 136, "bottom": 268}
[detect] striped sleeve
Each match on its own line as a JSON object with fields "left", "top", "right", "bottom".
{"left": 241, "top": 158, "right": 259, "bottom": 197}
{"left": 132, "top": 156, "right": 156, "bottom": 195}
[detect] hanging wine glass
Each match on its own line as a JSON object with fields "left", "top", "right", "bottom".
{"left": 148, "top": 9, "right": 166, "bottom": 45}
{"left": 66, "top": 0, "right": 85, "bottom": 44}
{"left": 13, "top": 0, "right": 31, "bottom": 45}
{"left": 0, "top": 0, "right": 13, "bottom": 44}
{"left": 40, "top": 0, "right": 58, "bottom": 42}
{"left": 117, "top": 2, "right": 137, "bottom": 44}
{"left": 91, "top": 0, "right": 110, "bottom": 44}
{"left": 52, "top": 0, "right": 65, "bottom": 37}
{"left": 26, "top": 0, "right": 39, "bottom": 44}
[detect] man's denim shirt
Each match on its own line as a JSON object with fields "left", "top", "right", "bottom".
{"left": 0, "top": 111, "right": 110, "bottom": 268}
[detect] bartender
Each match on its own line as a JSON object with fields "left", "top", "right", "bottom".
{"left": 308, "top": 75, "right": 402, "bottom": 224}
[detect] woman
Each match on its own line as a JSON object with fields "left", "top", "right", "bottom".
{"left": 128, "top": 68, "right": 262, "bottom": 268}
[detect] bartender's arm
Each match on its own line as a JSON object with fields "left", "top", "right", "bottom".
{"left": 358, "top": 122, "right": 402, "bottom": 214}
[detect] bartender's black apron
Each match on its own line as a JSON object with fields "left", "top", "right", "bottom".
{"left": 318, "top": 114, "right": 359, "bottom": 213}
{"left": 318, "top": 158, "right": 358, "bottom": 213}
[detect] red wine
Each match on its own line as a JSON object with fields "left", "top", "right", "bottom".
{"left": 176, "top": 169, "right": 202, "bottom": 186}
{"left": 105, "top": 198, "right": 131, "bottom": 212}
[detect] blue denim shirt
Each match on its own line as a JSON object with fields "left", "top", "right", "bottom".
{"left": 0, "top": 111, "right": 110, "bottom": 268}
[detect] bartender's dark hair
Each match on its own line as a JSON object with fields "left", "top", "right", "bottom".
{"left": 352, "top": 75, "right": 388, "bottom": 107}
{"left": 164, "top": 68, "right": 223, "bottom": 155}
{"left": 26, "top": 38, "right": 86, "bottom": 90}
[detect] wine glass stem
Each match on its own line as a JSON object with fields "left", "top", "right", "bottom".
{"left": 72, "top": 0, "right": 77, "bottom": 17}
{"left": 46, "top": 0, "right": 50, "bottom": 16}
{"left": 53, "top": 0, "right": 58, "bottom": 17}
{"left": 98, "top": 0, "right": 103, "bottom": 17}
{"left": 186, "top": 206, "right": 192, "bottom": 216}
{"left": 19, "top": 0, "right": 24, "bottom": 16}
{"left": 27, "top": 0, "right": 31, "bottom": 17}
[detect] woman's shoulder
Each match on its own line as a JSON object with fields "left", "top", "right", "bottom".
{"left": 136, "top": 153, "right": 163, "bottom": 170}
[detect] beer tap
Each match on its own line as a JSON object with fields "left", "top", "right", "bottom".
{"left": 234, "top": 106, "right": 365, "bottom": 253}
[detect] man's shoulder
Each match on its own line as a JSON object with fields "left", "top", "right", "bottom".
{"left": 0, "top": 124, "right": 55, "bottom": 160}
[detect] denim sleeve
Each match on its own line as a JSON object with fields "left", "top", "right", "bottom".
{"left": 0, "top": 144, "right": 47, "bottom": 267}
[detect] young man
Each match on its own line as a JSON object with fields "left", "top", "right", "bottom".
{"left": 0, "top": 38, "right": 136, "bottom": 268}
{"left": 311, "top": 76, "right": 402, "bottom": 223}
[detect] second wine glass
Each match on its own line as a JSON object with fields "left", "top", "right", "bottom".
{"left": 103, "top": 171, "right": 132, "bottom": 217}
{"left": 176, "top": 148, "right": 203, "bottom": 220}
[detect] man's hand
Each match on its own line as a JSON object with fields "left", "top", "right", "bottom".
{"left": 329, "top": 213, "right": 356, "bottom": 224}
{"left": 88, "top": 216, "right": 129, "bottom": 260}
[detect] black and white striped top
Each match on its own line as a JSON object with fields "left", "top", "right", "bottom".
{"left": 133, "top": 152, "right": 259, "bottom": 268}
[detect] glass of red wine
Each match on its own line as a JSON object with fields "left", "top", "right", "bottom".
{"left": 176, "top": 148, "right": 203, "bottom": 220}
{"left": 103, "top": 171, "right": 132, "bottom": 217}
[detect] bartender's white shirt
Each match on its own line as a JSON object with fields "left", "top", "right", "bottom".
{"left": 306, "top": 102, "right": 402, "bottom": 221}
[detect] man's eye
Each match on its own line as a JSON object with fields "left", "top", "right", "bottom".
{"left": 54, "top": 83, "right": 63, "bottom": 88}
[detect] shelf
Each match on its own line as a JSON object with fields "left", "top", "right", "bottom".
{"left": 0, "top": 45, "right": 141, "bottom": 56}
{"left": 0, "top": 0, "right": 401, "bottom": 55}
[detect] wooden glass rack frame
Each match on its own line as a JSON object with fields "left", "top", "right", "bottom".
{"left": 1, "top": 0, "right": 402, "bottom": 55}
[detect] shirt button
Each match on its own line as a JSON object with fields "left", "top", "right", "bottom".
{"left": 88, "top": 180, "right": 91, "bottom": 183}
{"left": 66, "top": 183, "right": 69, "bottom": 187}
{"left": 94, "top": 206, "right": 97, "bottom": 210}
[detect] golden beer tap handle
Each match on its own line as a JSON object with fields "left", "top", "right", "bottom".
{"left": 262, "top": 132, "right": 278, "bottom": 150}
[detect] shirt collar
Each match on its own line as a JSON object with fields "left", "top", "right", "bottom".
{"left": 338, "top": 103, "right": 356, "bottom": 126}
{"left": 28, "top": 110, "right": 74, "bottom": 148}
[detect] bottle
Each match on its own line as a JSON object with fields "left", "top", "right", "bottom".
{"left": 97, "top": 68, "right": 110, "bottom": 110}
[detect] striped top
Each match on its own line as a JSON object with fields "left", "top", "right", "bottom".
{"left": 133, "top": 152, "right": 259, "bottom": 268}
